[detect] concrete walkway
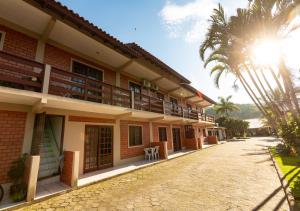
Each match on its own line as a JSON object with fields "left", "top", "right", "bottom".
{"left": 17, "top": 137, "right": 289, "bottom": 211}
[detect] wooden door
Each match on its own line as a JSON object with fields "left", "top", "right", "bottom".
{"left": 84, "top": 126, "right": 113, "bottom": 173}
{"left": 98, "top": 126, "right": 113, "bottom": 169}
{"left": 172, "top": 128, "right": 181, "bottom": 152}
{"left": 31, "top": 112, "right": 46, "bottom": 155}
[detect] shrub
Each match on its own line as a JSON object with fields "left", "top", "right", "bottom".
{"left": 7, "top": 154, "right": 28, "bottom": 202}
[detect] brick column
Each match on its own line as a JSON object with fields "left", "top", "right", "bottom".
{"left": 207, "top": 136, "right": 218, "bottom": 144}
{"left": 24, "top": 155, "right": 40, "bottom": 202}
{"left": 61, "top": 151, "right": 79, "bottom": 187}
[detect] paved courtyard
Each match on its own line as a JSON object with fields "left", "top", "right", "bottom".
{"left": 18, "top": 137, "right": 289, "bottom": 211}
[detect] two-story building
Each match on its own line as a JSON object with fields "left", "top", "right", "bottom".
{"left": 0, "top": 0, "right": 216, "bottom": 201}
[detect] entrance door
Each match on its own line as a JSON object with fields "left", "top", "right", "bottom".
{"left": 84, "top": 126, "right": 113, "bottom": 173}
{"left": 172, "top": 128, "right": 181, "bottom": 152}
{"left": 32, "top": 114, "right": 65, "bottom": 179}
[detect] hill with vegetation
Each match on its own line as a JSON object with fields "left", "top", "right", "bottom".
{"left": 205, "top": 104, "right": 262, "bottom": 120}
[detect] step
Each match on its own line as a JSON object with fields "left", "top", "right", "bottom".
{"left": 37, "top": 175, "right": 60, "bottom": 185}
{"left": 38, "top": 169, "right": 58, "bottom": 179}
{"left": 40, "top": 157, "right": 57, "bottom": 165}
{"left": 39, "top": 163, "right": 59, "bottom": 172}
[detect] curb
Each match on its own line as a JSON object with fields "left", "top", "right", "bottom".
{"left": 6, "top": 142, "right": 225, "bottom": 210}
{"left": 268, "top": 148, "right": 295, "bottom": 211}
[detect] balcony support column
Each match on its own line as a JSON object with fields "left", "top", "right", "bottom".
{"left": 131, "top": 91, "right": 135, "bottom": 109}
{"left": 149, "top": 122, "right": 153, "bottom": 143}
{"left": 116, "top": 72, "right": 120, "bottom": 87}
{"left": 41, "top": 64, "right": 51, "bottom": 104}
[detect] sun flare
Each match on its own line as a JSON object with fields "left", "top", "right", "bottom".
{"left": 251, "top": 39, "right": 281, "bottom": 66}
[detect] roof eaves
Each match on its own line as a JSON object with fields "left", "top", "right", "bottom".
{"left": 29, "top": 0, "right": 140, "bottom": 58}
{"left": 126, "top": 43, "right": 191, "bottom": 84}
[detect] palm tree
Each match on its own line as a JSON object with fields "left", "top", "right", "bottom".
{"left": 200, "top": 1, "right": 300, "bottom": 126}
{"left": 200, "top": 4, "right": 270, "bottom": 120}
{"left": 214, "top": 96, "right": 240, "bottom": 117}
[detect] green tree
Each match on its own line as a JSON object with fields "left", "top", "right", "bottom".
{"left": 214, "top": 96, "right": 240, "bottom": 117}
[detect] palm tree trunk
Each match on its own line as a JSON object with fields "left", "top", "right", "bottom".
{"left": 251, "top": 65, "right": 283, "bottom": 117}
{"left": 260, "top": 69, "right": 286, "bottom": 120}
{"left": 269, "top": 66, "right": 295, "bottom": 116}
{"left": 244, "top": 64, "right": 282, "bottom": 118}
{"left": 279, "top": 57, "right": 300, "bottom": 115}
{"left": 238, "top": 73, "right": 278, "bottom": 130}
{"left": 237, "top": 73, "right": 267, "bottom": 116}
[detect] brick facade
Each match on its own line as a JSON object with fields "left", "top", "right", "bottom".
{"left": 61, "top": 151, "right": 74, "bottom": 186}
{"left": 44, "top": 44, "right": 116, "bottom": 85}
{"left": 0, "top": 110, "right": 27, "bottom": 183}
{"left": 120, "top": 120, "right": 150, "bottom": 160}
{"left": 0, "top": 24, "right": 37, "bottom": 60}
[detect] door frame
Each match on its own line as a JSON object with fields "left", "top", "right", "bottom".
{"left": 84, "top": 125, "right": 114, "bottom": 173}
{"left": 172, "top": 127, "right": 182, "bottom": 152}
{"left": 46, "top": 114, "right": 65, "bottom": 156}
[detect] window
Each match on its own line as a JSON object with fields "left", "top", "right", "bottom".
{"left": 157, "top": 92, "right": 164, "bottom": 101}
{"left": 158, "top": 127, "right": 167, "bottom": 141}
{"left": 0, "top": 31, "right": 5, "bottom": 51}
{"left": 129, "top": 126, "right": 143, "bottom": 147}
{"left": 129, "top": 82, "right": 141, "bottom": 94}
{"left": 170, "top": 97, "right": 178, "bottom": 105}
{"left": 71, "top": 61, "right": 103, "bottom": 101}
{"left": 203, "top": 129, "right": 207, "bottom": 137}
{"left": 72, "top": 61, "right": 103, "bottom": 81}
{"left": 185, "top": 125, "right": 194, "bottom": 139}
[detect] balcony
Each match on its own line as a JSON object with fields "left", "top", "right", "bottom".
{"left": 0, "top": 51, "right": 215, "bottom": 123}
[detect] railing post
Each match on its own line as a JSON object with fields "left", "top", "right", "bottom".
{"left": 181, "top": 107, "right": 184, "bottom": 118}
{"left": 42, "top": 64, "right": 51, "bottom": 103}
{"left": 110, "top": 86, "right": 113, "bottom": 105}
{"left": 149, "top": 96, "right": 151, "bottom": 111}
{"left": 162, "top": 100, "right": 166, "bottom": 114}
{"left": 84, "top": 79, "right": 88, "bottom": 100}
{"left": 131, "top": 90, "right": 135, "bottom": 109}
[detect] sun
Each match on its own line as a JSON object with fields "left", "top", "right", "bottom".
{"left": 251, "top": 39, "right": 281, "bottom": 66}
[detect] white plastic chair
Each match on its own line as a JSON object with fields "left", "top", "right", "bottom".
{"left": 144, "top": 148, "right": 152, "bottom": 161}
{"left": 153, "top": 146, "right": 160, "bottom": 160}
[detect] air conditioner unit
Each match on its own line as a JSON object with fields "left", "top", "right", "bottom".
{"left": 151, "top": 83, "right": 159, "bottom": 91}
{"left": 142, "top": 79, "right": 151, "bottom": 88}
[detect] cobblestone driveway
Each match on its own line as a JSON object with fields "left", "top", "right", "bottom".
{"left": 18, "top": 137, "right": 289, "bottom": 211}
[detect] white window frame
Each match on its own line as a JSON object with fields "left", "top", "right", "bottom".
{"left": 128, "top": 124, "right": 144, "bottom": 148}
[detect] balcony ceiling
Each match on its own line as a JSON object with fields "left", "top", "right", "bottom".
{"left": 0, "top": 0, "right": 213, "bottom": 108}
{"left": 0, "top": 0, "right": 129, "bottom": 68}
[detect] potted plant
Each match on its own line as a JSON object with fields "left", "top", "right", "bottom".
{"left": 7, "top": 154, "right": 28, "bottom": 202}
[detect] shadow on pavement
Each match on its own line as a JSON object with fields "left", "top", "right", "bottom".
{"left": 252, "top": 168, "right": 300, "bottom": 211}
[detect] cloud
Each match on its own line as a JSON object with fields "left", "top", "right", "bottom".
{"left": 159, "top": 0, "right": 248, "bottom": 43}
{"left": 160, "top": 0, "right": 216, "bottom": 43}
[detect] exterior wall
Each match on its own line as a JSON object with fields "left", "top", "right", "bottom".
{"left": 0, "top": 24, "right": 37, "bottom": 60}
{"left": 152, "top": 123, "right": 172, "bottom": 150}
{"left": 120, "top": 120, "right": 150, "bottom": 160}
{"left": 0, "top": 110, "right": 27, "bottom": 183}
{"left": 44, "top": 44, "right": 116, "bottom": 85}
{"left": 63, "top": 115, "right": 117, "bottom": 175}
{"left": 120, "top": 74, "right": 148, "bottom": 95}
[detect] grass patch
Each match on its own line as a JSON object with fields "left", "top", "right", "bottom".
{"left": 270, "top": 148, "right": 300, "bottom": 198}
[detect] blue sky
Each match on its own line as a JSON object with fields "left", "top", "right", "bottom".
{"left": 58, "top": 0, "right": 251, "bottom": 104}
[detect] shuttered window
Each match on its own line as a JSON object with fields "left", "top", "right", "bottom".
{"left": 158, "top": 127, "right": 167, "bottom": 141}
{"left": 129, "top": 126, "right": 143, "bottom": 146}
